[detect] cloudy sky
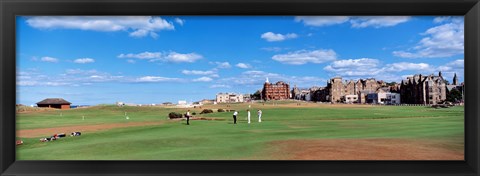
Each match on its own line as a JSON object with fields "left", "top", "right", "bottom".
{"left": 17, "top": 16, "right": 464, "bottom": 105}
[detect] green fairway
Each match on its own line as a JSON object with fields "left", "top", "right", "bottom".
{"left": 16, "top": 103, "right": 464, "bottom": 160}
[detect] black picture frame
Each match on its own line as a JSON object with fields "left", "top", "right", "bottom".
{"left": 1, "top": 0, "right": 479, "bottom": 175}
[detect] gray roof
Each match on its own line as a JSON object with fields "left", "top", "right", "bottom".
{"left": 36, "top": 98, "right": 71, "bottom": 105}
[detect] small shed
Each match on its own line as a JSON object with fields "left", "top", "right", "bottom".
{"left": 36, "top": 98, "right": 71, "bottom": 109}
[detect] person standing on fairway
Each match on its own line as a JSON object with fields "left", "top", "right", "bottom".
{"left": 247, "top": 109, "right": 251, "bottom": 124}
{"left": 233, "top": 110, "right": 238, "bottom": 124}
{"left": 186, "top": 110, "right": 191, "bottom": 125}
{"left": 257, "top": 109, "right": 262, "bottom": 122}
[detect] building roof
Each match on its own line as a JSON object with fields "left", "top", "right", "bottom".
{"left": 36, "top": 98, "right": 71, "bottom": 105}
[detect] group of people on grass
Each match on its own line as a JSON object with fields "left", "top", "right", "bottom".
{"left": 232, "top": 109, "right": 262, "bottom": 124}
{"left": 39, "top": 132, "right": 81, "bottom": 142}
{"left": 184, "top": 108, "right": 262, "bottom": 125}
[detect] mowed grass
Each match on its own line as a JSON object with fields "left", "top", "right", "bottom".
{"left": 16, "top": 102, "right": 464, "bottom": 160}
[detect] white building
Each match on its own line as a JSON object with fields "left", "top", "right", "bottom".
{"left": 385, "top": 93, "right": 401, "bottom": 104}
{"left": 216, "top": 93, "right": 244, "bottom": 103}
{"left": 178, "top": 100, "right": 187, "bottom": 105}
{"left": 345, "top": 95, "right": 358, "bottom": 103}
{"left": 367, "top": 92, "right": 401, "bottom": 104}
{"left": 116, "top": 102, "right": 125, "bottom": 107}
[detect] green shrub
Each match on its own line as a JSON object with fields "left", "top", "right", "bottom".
{"left": 200, "top": 109, "right": 214, "bottom": 114}
{"left": 192, "top": 112, "right": 197, "bottom": 115}
{"left": 217, "top": 109, "right": 225, "bottom": 112}
{"left": 168, "top": 112, "right": 183, "bottom": 119}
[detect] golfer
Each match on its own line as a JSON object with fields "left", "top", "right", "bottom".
{"left": 233, "top": 110, "right": 238, "bottom": 124}
{"left": 186, "top": 110, "right": 191, "bottom": 125}
{"left": 247, "top": 109, "right": 251, "bottom": 124}
{"left": 257, "top": 109, "right": 262, "bottom": 122}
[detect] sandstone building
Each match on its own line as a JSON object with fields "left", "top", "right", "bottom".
{"left": 262, "top": 78, "right": 290, "bottom": 100}
{"left": 400, "top": 72, "right": 447, "bottom": 105}
{"left": 312, "top": 77, "right": 384, "bottom": 103}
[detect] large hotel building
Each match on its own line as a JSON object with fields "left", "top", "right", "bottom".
{"left": 261, "top": 78, "right": 291, "bottom": 100}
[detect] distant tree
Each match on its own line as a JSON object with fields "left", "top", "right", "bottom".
{"left": 446, "top": 89, "right": 462, "bottom": 103}
{"left": 251, "top": 90, "right": 262, "bottom": 100}
{"left": 444, "top": 80, "right": 450, "bottom": 85}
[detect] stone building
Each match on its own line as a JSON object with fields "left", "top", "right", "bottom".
{"left": 329, "top": 77, "right": 345, "bottom": 103}
{"left": 447, "top": 73, "right": 465, "bottom": 103}
{"left": 216, "top": 93, "right": 244, "bottom": 103}
{"left": 311, "top": 87, "right": 330, "bottom": 102}
{"left": 311, "top": 77, "right": 387, "bottom": 103}
{"left": 262, "top": 78, "right": 290, "bottom": 100}
{"left": 292, "top": 85, "right": 320, "bottom": 101}
{"left": 291, "top": 85, "right": 301, "bottom": 100}
{"left": 400, "top": 72, "right": 447, "bottom": 105}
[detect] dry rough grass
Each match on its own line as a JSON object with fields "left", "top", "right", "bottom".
{"left": 268, "top": 138, "right": 464, "bottom": 160}
{"left": 17, "top": 121, "right": 166, "bottom": 138}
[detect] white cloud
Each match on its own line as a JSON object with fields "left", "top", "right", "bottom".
{"left": 65, "top": 69, "right": 99, "bottom": 75}
{"left": 235, "top": 63, "right": 251, "bottom": 69}
{"left": 193, "top": 77, "right": 213, "bottom": 82}
{"left": 181, "top": 70, "right": 215, "bottom": 75}
{"left": 261, "top": 32, "right": 298, "bottom": 42}
{"left": 216, "top": 70, "right": 326, "bottom": 88}
{"left": 165, "top": 52, "right": 202, "bottom": 63}
{"left": 17, "top": 68, "right": 184, "bottom": 87}
{"left": 436, "top": 59, "right": 464, "bottom": 82}
{"left": 295, "top": 16, "right": 410, "bottom": 28}
{"left": 129, "top": 29, "right": 149, "bottom": 38}
{"left": 446, "top": 59, "right": 464, "bottom": 68}
{"left": 118, "top": 51, "right": 202, "bottom": 63}
{"left": 135, "top": 76, "right": 181, "bottom": 83}
{"left": 118, "top": 52, "right": 162, "bottom": 60}
{"left": 261, "top": 47, "right": 283, "bottom": 52}
{"left": 17, "top": 80, "right": 39, "bottom": 86}
{"left": 324, "top": 58, "right": 382, "bottom": 77}
{"left": 40, "top": 56, "right": 58, "bottom": 63}
{"left": 350, "top": 16, "right": 411, "bottom": 28}
{"left": 295, "top": 16, "right": 350, "bottom": 27}
{"left": 210, "top": 84, "right": 231, "bottom": 88}
{"left": 174, "top": 18, "right": 185, "bottom": 26}
{"left": 212, "top": 61, "right": 231, "bottom": 69}
{"left": 383, "top": 62, "right": 432, "bottom": 72}
{"left": 127, "top": 59, "right": 136, "bottom": 64}
{"left": 437, "top": 59, "right": 464, "bottom": 72}
{"left": 25, "top": 16, "right": 175, "bottom": 38}
{"left": 73, "top": 58, "right": 95, "bottom": 64}
{"left": 433, "top": 16, "right": 463, "bottom": 24}
{"left": 393, "top": 17, "right": 464, "bottom": 58}
{"left": 272, "top": 49, "right": 337, "bottom": 65}
{"left": 321, "top": 58, "right": 463, "bottom": 83}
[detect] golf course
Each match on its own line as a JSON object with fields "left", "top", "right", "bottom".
{"left": 16, "top": 101, "right": 464, "bottom": 160}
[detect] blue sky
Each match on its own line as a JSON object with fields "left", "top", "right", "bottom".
{"left": 16, "top": 16, "right": 464, "bottom": 105}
